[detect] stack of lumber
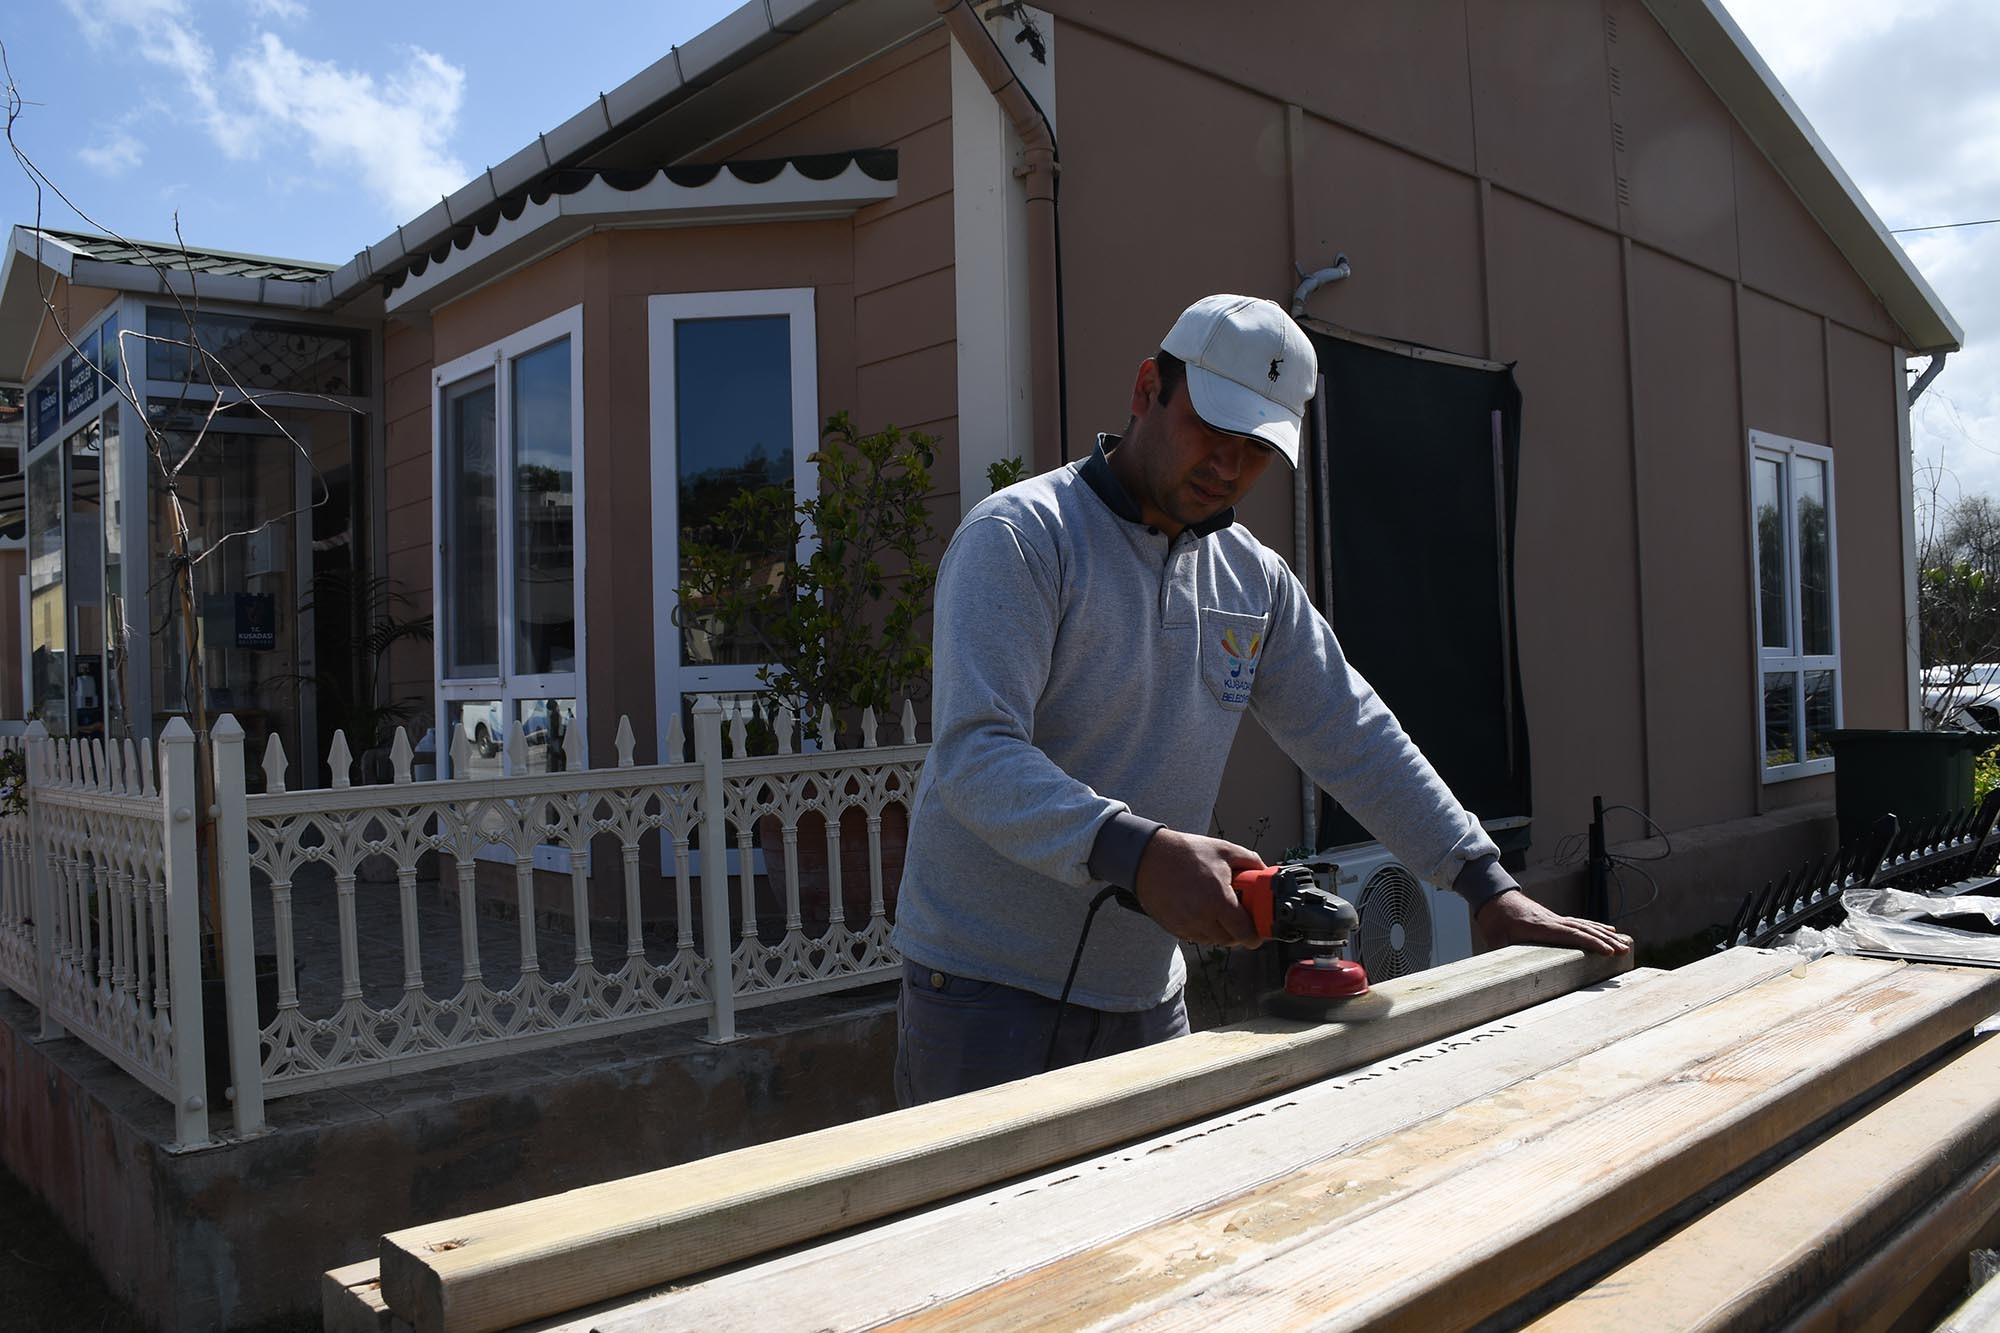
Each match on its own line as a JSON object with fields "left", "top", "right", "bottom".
{"left": 325, "top": 946, "right": 2000, "bottom": 1332}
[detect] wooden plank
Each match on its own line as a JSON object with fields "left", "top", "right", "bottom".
{"left": 377, "top": 945, "right": 1627, "bottom": 1333}
{"left": 322, "top": 1259, "right": 409, "bottom": 1333}
{"left": 1784, "top": 1141, "right": 2000, "bottom": 1333}
{"left": 592, "top": 957, "right": 1806, "bottom": 1331}
{"left": 1119, "top": 959, "right": 2000, "bottom": 1333}
{"left": 1527, "top": 1033, "right": 2000, "bottom": 1331}
{"left": 1934, "top": 1255, "right": 2000, "bottom": 1333}
{"left": 890, "top": 957, "right": 2000, "bottom": 1332}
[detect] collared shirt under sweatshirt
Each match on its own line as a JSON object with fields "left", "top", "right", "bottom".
{"left": 891, "top": 438, "right": 1506, "bottom": 1011}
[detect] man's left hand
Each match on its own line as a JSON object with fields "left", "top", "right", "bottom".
{"left": 1474, "top": 889, "right": 1631, "bottom": 956}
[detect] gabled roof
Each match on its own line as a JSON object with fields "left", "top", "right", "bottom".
{"left": 339, "top": 0, "right": 1954, "bottom": 350}
{"left": 1640, "top": 0, "right": 1960, "bottom": 352}
{"left": 0, "top": 226, "right": 339, "bottom": 380}
{"left": 33, "top": 227, "right": 334, "bottom": 283}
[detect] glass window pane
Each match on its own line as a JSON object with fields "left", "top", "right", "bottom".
{"left": 1796, "top": 456, "right": 1832, "bottom": 656}
{"left": 511, "top": 340, "right": 575, "bottom": 676}
{"left": 101, "top": 407, "right": 131, "bottom": 736}
{"left": 1755, "top": 457, "right": 1788, "bottom": 651}
{"left": 144, "top": 307, "right": 363, "bottom": 395}
{"left": 1803, "top": 669, "right": 1836, "bottom": 761}
{"left": 27, "top": 447, "right": 68, "bottom": 733}
{"left": 1764, "top": 670, "right": 1798, "bottom": 769}
{"left": 0, "top": 385, "right": 21, "bottom": 489}
{"left": 442, "top": 375, "right": 499, "bottom": 678}
{"left": 515, "top": 697, "right": 577, "bottom": 775}
{"left": 447, "top": 700, "right": 505, "bottom": 780}
{"left": 675, "top": 316, "right": 793, "bottom": 666}
{"left": 67, "top": 422, "right": 104, "bottom": 739}
{"left": 99, "top": 315, "right": 121, "bottom": 397}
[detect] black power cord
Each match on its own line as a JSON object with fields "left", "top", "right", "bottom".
{"left": 1045, "top": 885, "right": 1138, "bottom": 1072}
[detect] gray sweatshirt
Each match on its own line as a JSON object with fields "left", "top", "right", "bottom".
{"left": 891, "top": 439, "right": 1504, "bottom": 1010}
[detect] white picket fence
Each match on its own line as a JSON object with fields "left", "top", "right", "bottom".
{"left": 0, "top": 697, "right": 924, "bottom": 1149}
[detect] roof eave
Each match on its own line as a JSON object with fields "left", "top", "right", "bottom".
{"left": 1640, "top": 0, "right": 1963, "bottom": 354}
{"left": 330, "top": 0, "right": 892, "bottom": 309}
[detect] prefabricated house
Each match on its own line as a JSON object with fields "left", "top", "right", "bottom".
{"left": 0, "top": 0, "right": 1959, "bottom": 967}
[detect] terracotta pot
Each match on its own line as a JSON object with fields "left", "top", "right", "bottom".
{"left": 758, "top": 803, "right": 909, "bottom": 932}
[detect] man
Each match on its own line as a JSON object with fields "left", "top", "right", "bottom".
{"left": 890, "top": 294, "right": 1629, "bottom": 1107}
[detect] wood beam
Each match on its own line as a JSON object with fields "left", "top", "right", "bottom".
{"left": 377, "top": 945, "right": 1627, "bottom": 1332}
{"left": 1528, "top": 1031, "right": 2000, "bottom": 1331}
{"left": 596, "top": 955, "right": 1822, "bottom": 1330}
{"left": 883, "top": 957, "right": 2000, "bottom": 1330}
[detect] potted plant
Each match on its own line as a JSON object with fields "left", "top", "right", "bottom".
{"left": 675, "top": 413, "right": 943, "bottom": 927}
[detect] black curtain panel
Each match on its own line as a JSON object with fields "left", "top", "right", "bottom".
{"left": 1306, "top": 332, "right": 1531, "bottom": 854}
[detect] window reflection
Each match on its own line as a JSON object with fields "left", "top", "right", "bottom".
{"left": 512, "top": 340, "right": 575, "bottom": 676}
{"left": 1754, "top": 457, "right": 1786, "bottom": 651}
{"left": 1796, "top": 457, "right": 1831, "bottom": 657}
{"left": 675, "top": 316, "right": 793, "bottom": 666}
{"left": 443, "top": 375, "right": 499, "bottom": 678}
{"left": 1764, "top": 671, "right": 1797, "bottom": 769}
{"left": 447, "top": 700, "right": 505, "bottom": 780}
{"left": 27, "top": 447, "right": 67, "bottom": 732}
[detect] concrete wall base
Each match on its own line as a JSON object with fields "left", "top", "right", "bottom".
{"left": 1517, "top": 800, "right": 1837, "bottom": 946}
{"left": 0, "top": 985, "right": 897, "bottom": 1331}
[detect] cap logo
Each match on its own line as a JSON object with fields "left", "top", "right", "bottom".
{"left": 1268, "top": 356, "right": 1283, "bottom": 383}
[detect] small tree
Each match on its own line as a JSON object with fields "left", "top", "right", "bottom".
{"left": 1915, "top": 464, "right": 2000, "bottom": 727}
{"left": 675, "top": 413, "right": 941, "bottom": 739}
{"left": 6, "top": 51, "right": 359, "bottom": 965}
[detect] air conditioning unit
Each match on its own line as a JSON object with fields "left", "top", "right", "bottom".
{"left": 1322, "top": 842, "right": 1474, "bottom": 980}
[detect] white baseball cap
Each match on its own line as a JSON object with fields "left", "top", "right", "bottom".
{"left": 1159, "top": 294, "right": 1317, "bottom": 466}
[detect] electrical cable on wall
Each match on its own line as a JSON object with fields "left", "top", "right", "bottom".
{"left": 1553, "top": 799, "right": 1670, "bottom": 923}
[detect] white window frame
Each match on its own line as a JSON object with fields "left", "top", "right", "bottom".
{"left": 431, "top": 304, "right": 587, "bottom": 816}
{"left": 646, "top": 288, "right": 818, "bottom": 762}
{"left": 1748, "top": 429, "right": 1841, "bottom": 782}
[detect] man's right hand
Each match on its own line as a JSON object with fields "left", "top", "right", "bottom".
{"left": 1132, "top": 829, "right": 1265, "bottom": 948}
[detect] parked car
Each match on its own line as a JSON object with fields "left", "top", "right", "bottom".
{"left": 1921, "top": 664, "right": 2000, "bottom": 731}
{"left": 460, "top": 702, "right": 553, "bottom": 758}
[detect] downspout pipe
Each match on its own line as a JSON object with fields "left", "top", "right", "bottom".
{"left": 935, "top": 0, "right": 1068, "bottom": 468}
{"left": 1909, "top": 351, "right": 1947, "bottom": 408}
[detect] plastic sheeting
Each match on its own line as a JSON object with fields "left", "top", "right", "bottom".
{"left": 1777, "top": 883, "right": 2000, "bottom": 965}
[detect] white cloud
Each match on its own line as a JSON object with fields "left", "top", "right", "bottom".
{"left": 60, "top": 0, "right": 253, "bottom": 156}
{"left": 78, "top": 130, "right": 144, "bottom": 176}
{"left": 59, "top": 0, "right": 469, "bottom": 223}
{"left": 231, "top": 35, "right": 468, "bottom": 218}
{"left": 1727, "top": 0, "right": 2000, "bottom": 504}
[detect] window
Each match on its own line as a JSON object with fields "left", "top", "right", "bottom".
{"left": 647, "top": 289, "right": 817, "bottom": 757}
{"left": 433, "top": 306, "right": 583, "bottom": 784}
{"left": 1750, "top": 430, "right": 1839, "bottom": 780}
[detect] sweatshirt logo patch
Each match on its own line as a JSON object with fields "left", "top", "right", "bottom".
{"left": 1218, "top": 627, "right": 1262, "bottom": 706}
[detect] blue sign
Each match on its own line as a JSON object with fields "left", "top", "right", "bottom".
{"left": 62, "top": 328, "right": 100, "bottom": 420}
{"left": 28, "top": 372, "right": 58, "bottom": 446}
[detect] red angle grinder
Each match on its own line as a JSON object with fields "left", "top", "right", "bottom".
{"left": 1233, "top": 862, "right": 1374, "bottom": 1020}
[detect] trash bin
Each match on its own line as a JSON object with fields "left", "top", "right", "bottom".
{"left": 1830, "top": 729, "right": 1998, "bottom": 845}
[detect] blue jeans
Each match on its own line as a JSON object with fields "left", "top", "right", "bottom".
{"left": 894, "top": 958, "right": 1190, "bottom": 1107}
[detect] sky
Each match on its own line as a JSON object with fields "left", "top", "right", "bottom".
{"left": 0, "top": 1, "right": 1993, "bottom": 502}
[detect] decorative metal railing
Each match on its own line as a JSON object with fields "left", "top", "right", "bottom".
{"left": 0, "top": 697, "right": 923, "bottom": 1148}
{"left": 0, "top": 738, "right": 38, "bottom": 1005}
{"left": 1724, "top": 793, "right": 2000, "bottom": 948}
